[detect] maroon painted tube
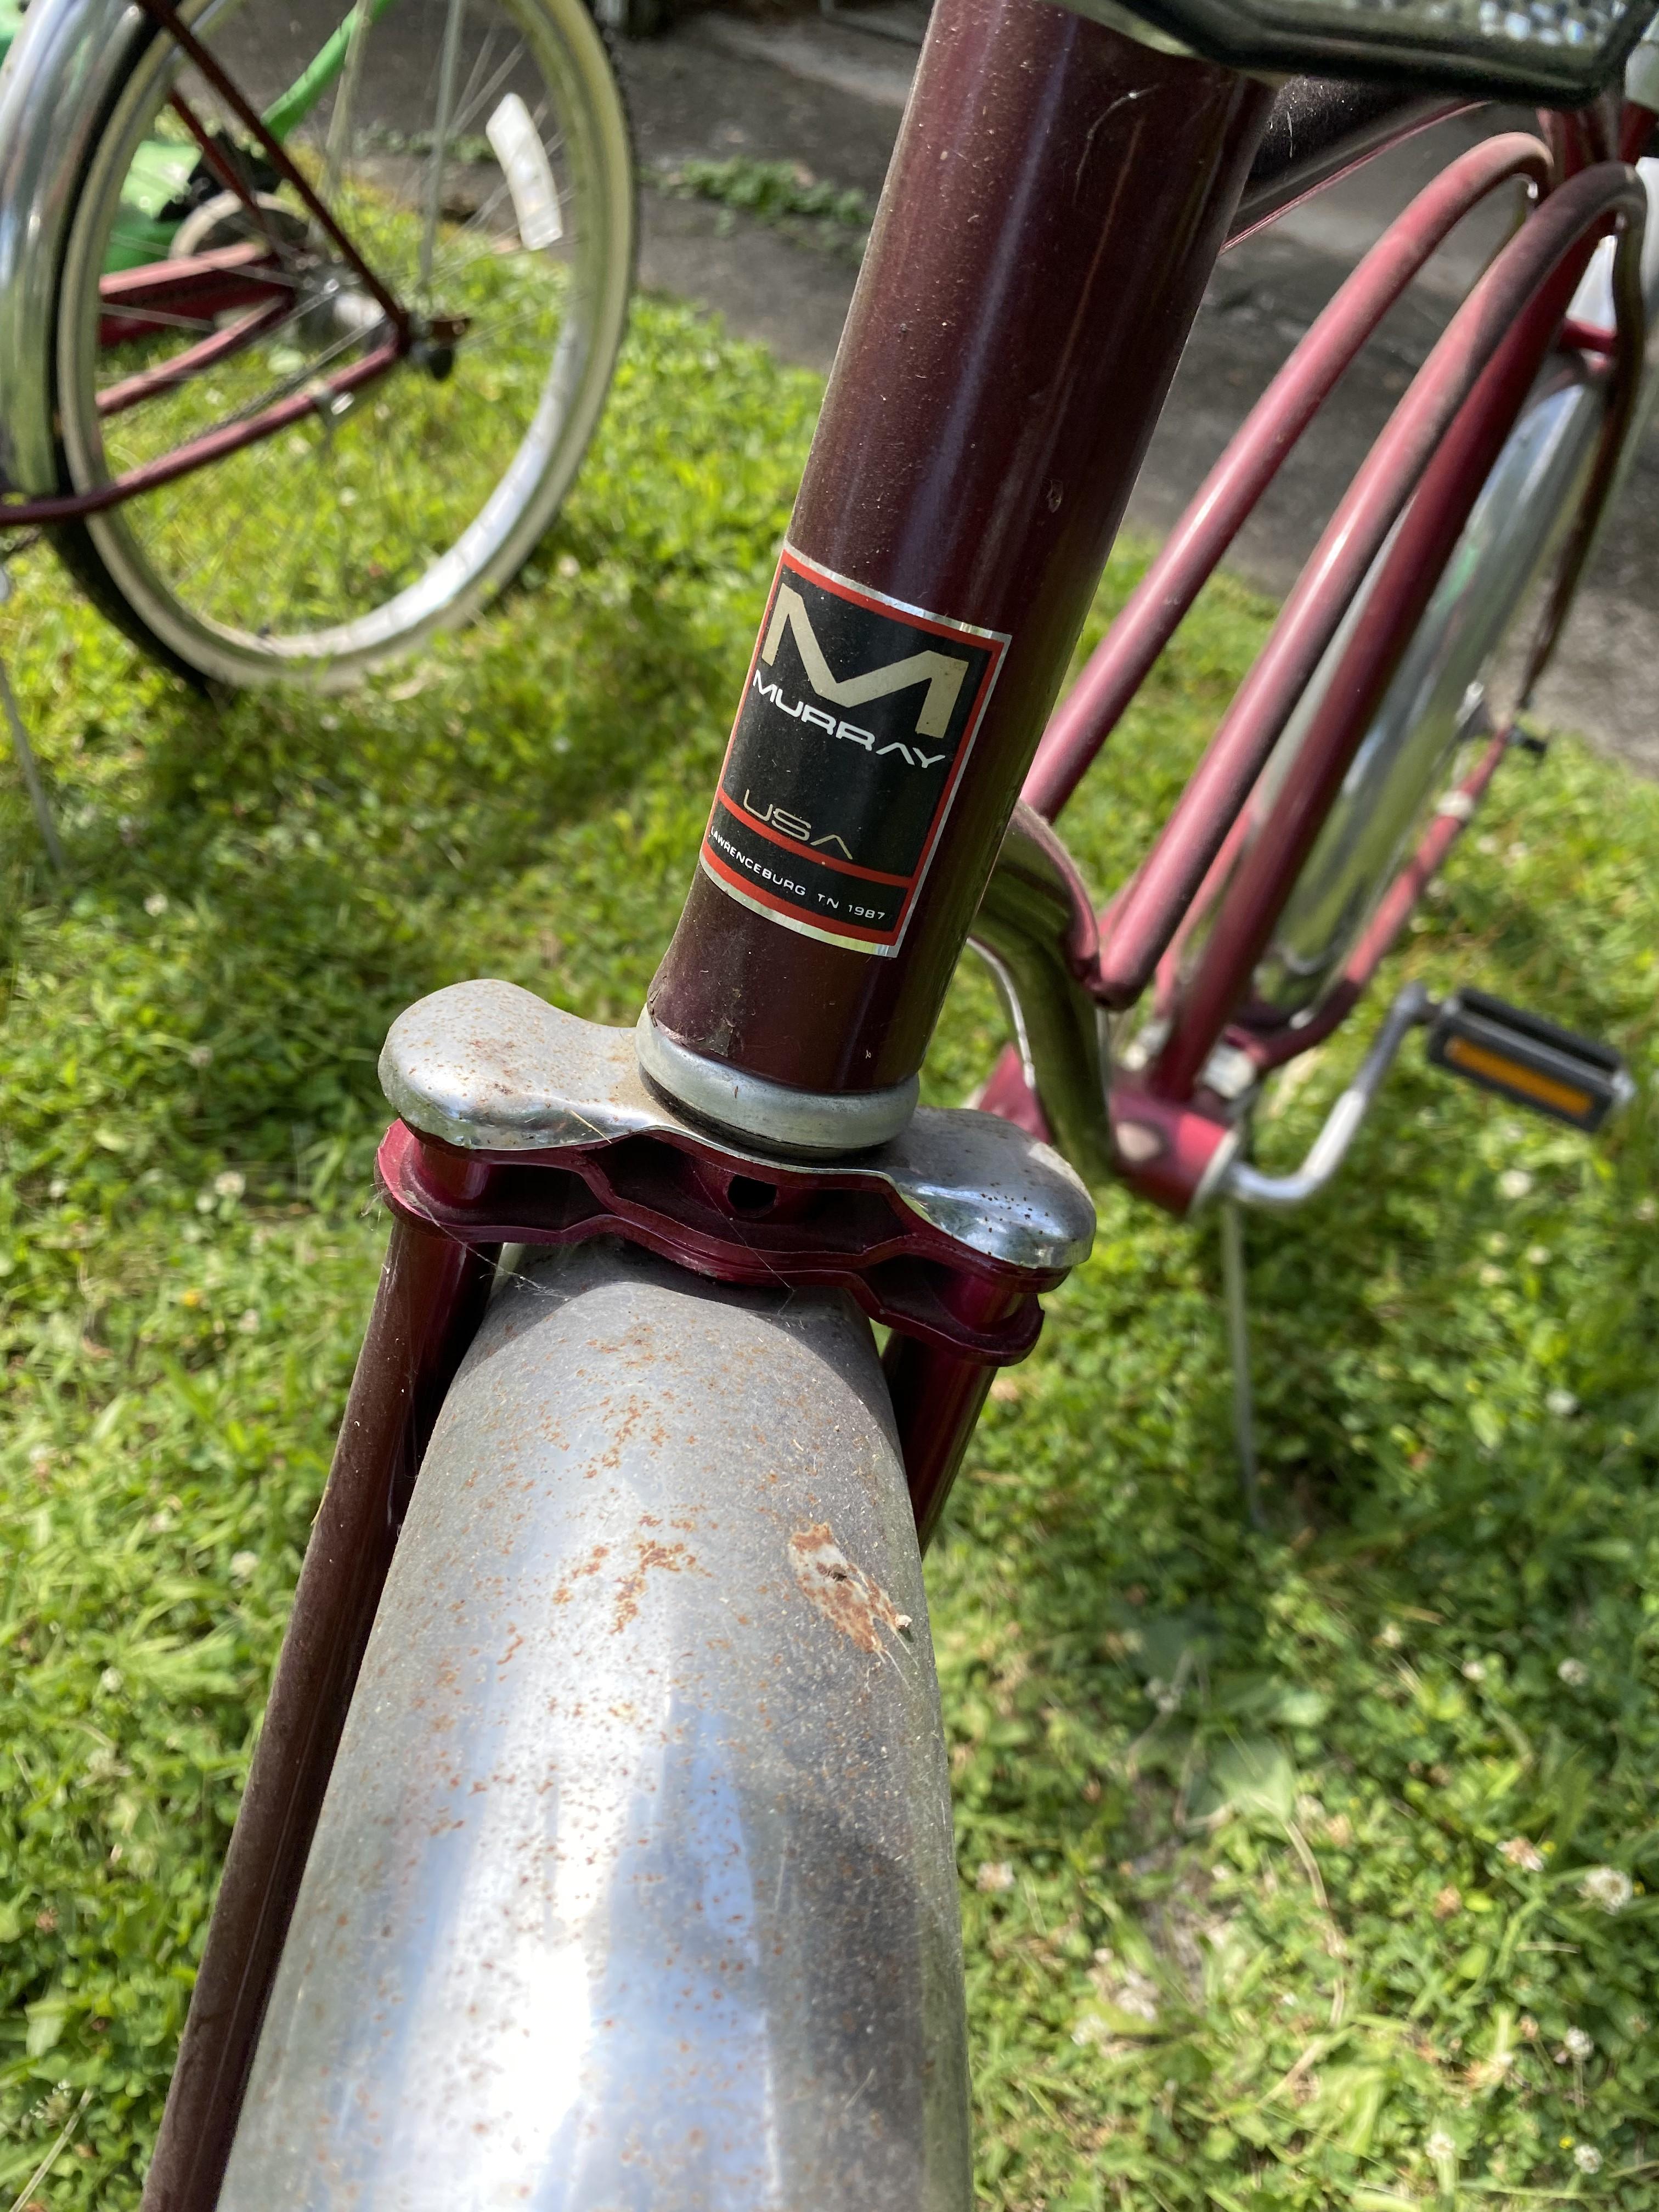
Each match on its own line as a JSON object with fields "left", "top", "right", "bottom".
{"left": 1150, "top": 191, "right": 1639, "bottom": 1099}
{"left": 648, "top": 0, "right": 1271, "bottom": 1101}
{"left": 883, "top": 1268, "right": 1026, "bottom": 1546}
{"left": 98, "top": 300, "right": 293, "bottom": 417}
{"left": 97, "top": 240, "right": 291, "bottom": 345}
{"left": 1022, "top": 131, "right": 1553, "bottom": 824}
{"left": 168, "top": 89, "right": 267, "bottom": 219}
{"left": 1622, "top": 99, "right": 1659, "bottom": 165}
{"left": 1091, "top": 161, "right": 1646, "bottom": 1014}
{"left": 140, "top": 1204, "right": 497, "bottom": 2212}
{"left": 0, "top": 334, "right": 401, "bottom": 526}
{"left": 887, "top": 1336, "right": 996, "bottom": 1552}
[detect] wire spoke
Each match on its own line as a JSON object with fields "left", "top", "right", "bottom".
{"left": 65, "top": 0, "right": 623, "bottom": 664}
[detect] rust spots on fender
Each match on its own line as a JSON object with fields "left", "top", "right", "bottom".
{"left": 550, "top": 1543, "right": 609, "bottom": 1609}
{"left": 613, "top": 1535, "right": 701, "bottom": 1633}
{"left": 788, "top": 1523, "right": 911, "bottom": 1655}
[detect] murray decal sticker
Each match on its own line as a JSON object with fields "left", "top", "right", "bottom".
{"left": 698, "top": 545, "right": 1009, "bottom": 955}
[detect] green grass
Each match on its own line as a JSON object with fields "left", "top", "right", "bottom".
{"left": 649, "top": 155, "right": 873, "bottom": 262}
{"left": 96, "top": 179, "right": 568, "bottom": 640}
{"left": 2, "top": 292, "right": 1658, "bottom": 2208}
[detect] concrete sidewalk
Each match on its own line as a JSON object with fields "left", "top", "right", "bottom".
{"left": 616, "top": 10, "right": 1659, "bottom": 775}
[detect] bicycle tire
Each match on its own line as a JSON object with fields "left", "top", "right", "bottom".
{"left": 48, "top": 0, "right": 636, "bottom": 691}
{"left": 215, "top": 1239, "right": 973, "bottom": 2208}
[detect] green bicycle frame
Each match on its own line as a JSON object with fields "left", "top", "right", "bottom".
{"left": 0, "top": 0, "right": 405, "bottom": 270}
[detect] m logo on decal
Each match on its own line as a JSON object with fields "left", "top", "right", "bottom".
{"left": 761, "top": 585, "right": 969, "bottom": 739}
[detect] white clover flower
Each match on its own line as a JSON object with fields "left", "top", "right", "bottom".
{"left": 1526, "top": 1245, "right": 1551, "bottom": 1266}
{"left": 1498, "top": 1168, "right": 1534, "bottom": 1200}
{"left": 1579, "top": 1867, "right": 1633, "bottom": 1914}
{"left": 1546, "top": 1389, "right": 1579, "bottom": 1419}
{"left": 1118, "top": 1982, "right": 1161, "bottom": 2023}
{"left": 1637, "top": 1197, "right": 1657, "bottom": 1224}
{"left": 238, "top": 1309, "right": 261, "bottom": 1334}
{"left": 1426, "top": 2129, "right": 1457, "bottom": 2165}
{"left": 1462, "top": 1658, "right": 1487, "bottom": 1683}
{"left": 99, "top": 1667, "right": 122, "bottom": 1695}
{"left": 1574, "top": 2144, "right": 1602, "bottom": 2174}
{"left": 144, "top": 891, "right": 169, "bottom": 917}
{"left": 1500, "top": 1837, "right": 1545, "bottom": 1872}
{"left": 229, "top": 1550, "right": 259, "bottom": 1585}
{"left": 188, "top": 1043, "right": 215, "bottom": 1069}
{"left": 975, "top": 1861, "right": 1015, "bottom": 1893}
{"left": 1087, "top": 1954, "right": 1160, "bottom": 2024}
{"left": 214, "top": 1170, "right": 246, "bottom": 1201}
{"left": 1564, "top": 2027, "right": 1594, "bottom": 2059}
{"left": 1377, "top": 1621, "right": 1403, "bottom": 1648}
{"left": 1558, "top": 1657, "right": 1590, "bottom": 1688}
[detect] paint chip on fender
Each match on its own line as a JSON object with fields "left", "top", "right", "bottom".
{"left": 789, "top": 1522, "right": 909, "bottom": 1654}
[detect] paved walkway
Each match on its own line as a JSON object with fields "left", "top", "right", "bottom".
{"left": 617, "top": 9, "right": 1659, "bottom": 775}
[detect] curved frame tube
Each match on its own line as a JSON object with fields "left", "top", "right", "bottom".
{"left": 1022, "top": 128, "right": 1554, "bottom": 823}
{"left": 1153, "top": 165, "right": 1646, "bottom": 1096}
{"left": 968, "top": 804, "right": 1116, "bottom": 1184}
{"left": 1086, "top": 161, "right": 1645, "bottom": 1012}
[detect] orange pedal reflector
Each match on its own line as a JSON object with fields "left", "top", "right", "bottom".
{"left": 1427, "top": 989, "right": 1632, "bottom": 1133}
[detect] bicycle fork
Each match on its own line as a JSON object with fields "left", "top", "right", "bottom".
{"left": 143, "top": 5, "right": 1271, "bottom": 2202}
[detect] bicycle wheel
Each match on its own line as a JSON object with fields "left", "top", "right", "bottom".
{"left": 50, "top": 0, "right": 635, "bottom": 689}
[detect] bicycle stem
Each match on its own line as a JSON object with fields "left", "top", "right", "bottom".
{"left": 644, "top": 0, "right": 1271, "bottom": 1134}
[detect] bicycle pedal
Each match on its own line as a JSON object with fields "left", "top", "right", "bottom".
{"left": 1427, "top": 989, "right": 1633, "bottom": 1132}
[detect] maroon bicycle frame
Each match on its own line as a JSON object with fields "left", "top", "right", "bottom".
{"left": 645, "top": 1, "right": 1640, "bottom": 1120}
{"left": 138, "top": 0, "right": 1653, "bottom": 2197}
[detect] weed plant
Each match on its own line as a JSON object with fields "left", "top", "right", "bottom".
{"left": 1, "top": 296, "right": 1656, "bottom": 2207}
{"left": 652, "top": 155, "right": 872, "bottom": 261}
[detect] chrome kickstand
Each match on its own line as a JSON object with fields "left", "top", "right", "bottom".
{"left": 1219, "top": 1197, "right": 1266, "bottom": 1530}
{"left": 0, "top": 648, "right": 65, "bottom": 874}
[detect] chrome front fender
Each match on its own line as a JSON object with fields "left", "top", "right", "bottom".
{"left": 0, "top": 0, "right": 148, "bottom": 497}
{"left": 220, "top": 1239, "right": 974, "bottom": 2210}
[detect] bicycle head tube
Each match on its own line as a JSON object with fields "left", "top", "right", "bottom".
{"left": 641, "top": 0, "right": 1271, "bottom": 1153}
